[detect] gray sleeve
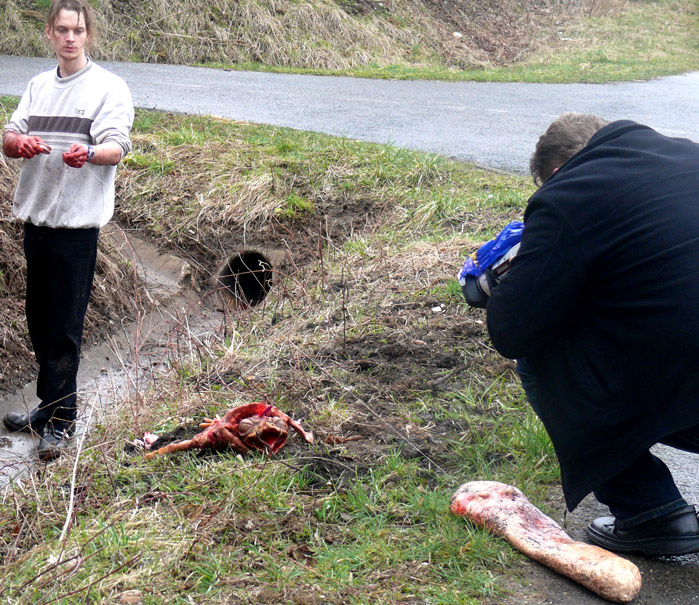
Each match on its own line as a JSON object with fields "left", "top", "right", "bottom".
{"left": 91, "top": 77, "right": 134, "bottom": 158}
{"left": 3, "top": 81, "right": 32, "bottom": 137}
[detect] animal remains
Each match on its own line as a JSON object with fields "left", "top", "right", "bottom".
{"left": 144, "top": 402, "right": 313, "bottom": 459}
{"left": 450, "top": 481, "right": 642, "bottom": 603}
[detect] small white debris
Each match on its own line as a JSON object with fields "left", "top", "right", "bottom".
{"left": 453, "top": 31, "right": 463, "bottom": 38}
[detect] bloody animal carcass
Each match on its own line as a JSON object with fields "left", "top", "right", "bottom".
{"left": 144, "top": 402, "right": 313, "bottom": 459}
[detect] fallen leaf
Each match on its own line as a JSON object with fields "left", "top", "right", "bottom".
{"left": 286, "top": 544, "right": 315, "bottom": 566}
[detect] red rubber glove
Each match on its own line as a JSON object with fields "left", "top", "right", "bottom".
{"left": 62, "top": 143, "right": 89, "bottom": 168}
{"left": 3, "top": 133, "right": 51, "bottom": 159}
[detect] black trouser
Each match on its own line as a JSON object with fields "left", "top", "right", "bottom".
{"left": 23, "top": 223, "right": 99, "bottom": 430}
{"left": 516, "top": 357, "right": 699, "bottom": 527}
{"left": 591, "top": 428, "right": 699, "bottom": 528}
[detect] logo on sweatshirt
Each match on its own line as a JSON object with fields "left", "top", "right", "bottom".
{"left": 76, "top": 108, "right": 85, "bottom": 116}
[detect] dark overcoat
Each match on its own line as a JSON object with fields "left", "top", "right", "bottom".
{"left": 486, "top": 121, "right": 699, "bottom": 510}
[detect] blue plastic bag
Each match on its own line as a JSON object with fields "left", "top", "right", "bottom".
{"left": 459, "top": 221, "right": 524, "bottom": 285}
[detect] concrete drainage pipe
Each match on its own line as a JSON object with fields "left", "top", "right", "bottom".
{"left": 215, "top": 251, "right": 273, "bottom": 308}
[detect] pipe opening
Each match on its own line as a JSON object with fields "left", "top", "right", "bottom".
{"left": 217, "top": 251, "right": 273, "bottom": 307}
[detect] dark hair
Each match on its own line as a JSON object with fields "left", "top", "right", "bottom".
{"left": 46, "top": 0, "right": 97, "bottom": 47}
{"left": 529, "top": 113, "right": 609, "bottom": 186}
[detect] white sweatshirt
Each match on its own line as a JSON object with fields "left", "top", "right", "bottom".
{"left": 3, "top": 60, "right": 134, "bottom": 229}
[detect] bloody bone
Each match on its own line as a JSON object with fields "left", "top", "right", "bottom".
{"left": 144, "top": 403, "right": 313, "bottom": 460}
{"left": 450, "top": 481, "right": 642, "bottom": 603}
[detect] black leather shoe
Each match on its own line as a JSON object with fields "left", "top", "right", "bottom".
{"left": 587, "top": 504, "right": 699, "bottom": 556}
{"left": 3, "top": 410, "right": 45, "bottom": 434}
{"left": 37, "top": 425, "right": 75, "bottom": 461}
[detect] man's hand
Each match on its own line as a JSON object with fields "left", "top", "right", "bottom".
{"left": 62, "top": 144, "right": 89, "bottom": 168}
{"left": 2, "top": 132, "right": 51, "bottom": 159}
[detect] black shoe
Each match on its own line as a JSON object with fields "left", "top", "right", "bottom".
{"left": 3, "top": 410, "right": 46, "bottom": 434}
{"left": 37, "top": 424, "right": 75, "bottom": 461}
{"left": 587, "top": 505, "right": 699, "bottom": 556}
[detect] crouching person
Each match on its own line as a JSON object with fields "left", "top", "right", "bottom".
{"left": 1, "top": 0, "right": 133, "bottom": 460}
{"left": 486, "top": 113, "right": 699, "bottom": 556}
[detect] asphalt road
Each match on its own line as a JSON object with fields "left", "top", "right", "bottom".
{"left": 1, "top": 55, "right": 698, "bottom": 173}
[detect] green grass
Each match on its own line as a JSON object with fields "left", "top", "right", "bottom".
{"left": 0, "top": 96, "right": 18, "bottom": 114}
{"left": 115, "top": 109, "right": 533, "bottom": 252}
{"left": 0, "top": 441, "right": 533, "bottom": 603}
{"left": 199, "top": 1, "right": 698, "bottom": 83}
{"left": 122, "top": 152, "right": 176, "bottom": 175}
{"left": 480, "top": 1, "right": 699, "bottom": 84}
{"left": 1, "top": 72, "right": 561, "bottom": 603}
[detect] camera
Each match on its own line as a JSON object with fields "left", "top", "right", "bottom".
{"left": 459, "top": 221, "right": 523, "bottom": 309}
{"left": 461, "top": 242, "right": 520, "bottom": 308}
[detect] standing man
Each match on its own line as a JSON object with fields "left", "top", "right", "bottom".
{"left": 2, "top": 0, "right": 133, "bottom": 460}
{"left": 485, "top": 113, "right": 699, "bottom": 556}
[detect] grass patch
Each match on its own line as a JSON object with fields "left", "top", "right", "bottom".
{"left": 0, "top": 104, "right": 560, "bottom": 601}
{"left": 171, "top": 0, "right": 699, "bottom": 83}
{"left": 481, "top": 0, "right": 699, "bottom": 83}
{"left": 229, "top": 0, "right": 698, "bottom": 83}
{"left": 114, "top": 109, "right": 533, "bottom": 264}
{"left": 0, "top": 439, "right": 527, "bottom": 603}
{"left": 215, "top": 0, "right": 699, "bottom": 83}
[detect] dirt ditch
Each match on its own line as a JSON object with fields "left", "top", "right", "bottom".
{"left": 0, "top": 226, "right": 223, "bottom": 482}
{"left": 0, "top": 214, "right": 490, "bottom": 478}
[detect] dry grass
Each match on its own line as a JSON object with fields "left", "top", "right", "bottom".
{"left": 1, "top": 0, "right": 628, "bottom": 70}
{"left": 118, "top": 136, "right": 281, "bottom": 242}
{"left": 113, "top": 117, "right": 465, "bottom": 277}
{"left": 0, "top": 155, "right": 32, "bottom": 387}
